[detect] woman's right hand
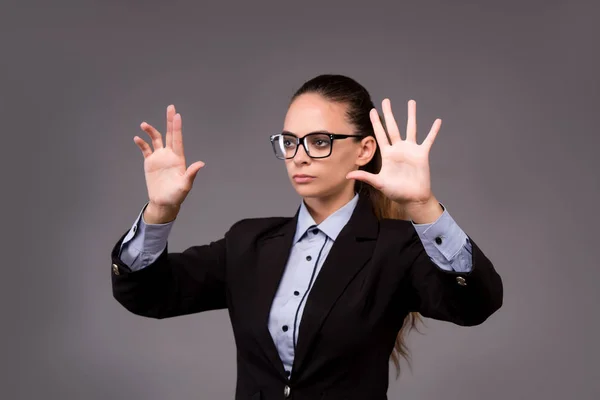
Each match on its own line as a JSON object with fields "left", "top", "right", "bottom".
{"left": 133, "top": 105, "right": 205, "bottom": 222}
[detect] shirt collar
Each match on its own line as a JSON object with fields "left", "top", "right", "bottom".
{"left": 293, "top": 192, "right": 360, "bottom": 244}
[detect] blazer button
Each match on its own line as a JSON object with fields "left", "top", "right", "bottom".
{"left": 284, "top": 384, "right": 291, "bottom": 398}
{"left": 112, "top": 263, "right": 120, "bottom": 275}
{"left": 456, "top": 276, "right": 467, "bottom": 286}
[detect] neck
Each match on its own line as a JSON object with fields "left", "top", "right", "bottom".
{"left": 302, "top": 186, "right": 356, "bottom": 225}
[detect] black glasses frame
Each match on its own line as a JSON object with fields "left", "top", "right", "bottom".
{"left": 269, "top": 132, "right": 364, "bottom": 159}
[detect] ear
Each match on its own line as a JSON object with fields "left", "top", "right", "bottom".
{"left": 356, "top": 136, "right": 377, "bottom": 167}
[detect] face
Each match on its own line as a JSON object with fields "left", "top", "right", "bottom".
{"left": 281, "top": 93, "right": 376, "bottom": 199}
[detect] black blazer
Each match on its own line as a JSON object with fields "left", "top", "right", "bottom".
{"left": 111, "top": 195, "right": 503, "bottom": 400}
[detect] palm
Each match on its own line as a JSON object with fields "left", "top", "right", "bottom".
{"left": 347, "top": 99, "right": 440, "bottom": 205}
{"left": 133, "top": 105, "right": 205, "bottom": 208}
{"left": 144, "top": 148, "right": 190, "bottom": 206}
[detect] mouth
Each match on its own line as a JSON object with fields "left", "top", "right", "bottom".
{"left": 292, "top": 174, "right": 316, "bottom": 183}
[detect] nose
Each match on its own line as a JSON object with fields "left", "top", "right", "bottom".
{"left": 293, "top": 142, "right": 311, "bottom": 164}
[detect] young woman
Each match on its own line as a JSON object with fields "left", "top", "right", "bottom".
{"left": 110, "top": 74, "right": 503, "bottom": 400}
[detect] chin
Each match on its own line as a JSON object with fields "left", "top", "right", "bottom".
{"left": 290, "top": 182, "right": 326, "bottom": 198}
{"left": 292, "top": 185, "right": 321, "bottom": 198}
{"left": 292, "top": 182, "right": 347, "bottom": 200}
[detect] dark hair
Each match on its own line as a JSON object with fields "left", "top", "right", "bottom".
{"left": 290, "top": 74, "right": 423, "bottom": 379}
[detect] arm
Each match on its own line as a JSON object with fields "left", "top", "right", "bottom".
{"left": 405, "top": 203, "right": 503, "bottom": 326}
{"left": 111, "top": 214, "right": 237, "bottom": 320}
{"left": 411, "top": 202, "right": 473, "bottom": 273}
{"left": 119, "top": 202, "right": 175, "bottom": 271}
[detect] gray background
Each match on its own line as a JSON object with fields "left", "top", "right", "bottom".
{"left": 2, "top": 0, "right": 598, "bottom": 399}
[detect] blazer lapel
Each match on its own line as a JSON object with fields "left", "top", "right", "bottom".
{"left": 291, "top": 194, "right": 379, "bottom": 376}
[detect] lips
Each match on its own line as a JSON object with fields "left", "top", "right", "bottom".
{"left": 293, "top": 174, "right": 315, "bottom": 178}
{"left": 292, "top": 174, "right": 316, "bottom": 183}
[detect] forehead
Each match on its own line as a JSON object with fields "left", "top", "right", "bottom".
{"left": 283, "top": 93, "right": 352, "bottom": 135}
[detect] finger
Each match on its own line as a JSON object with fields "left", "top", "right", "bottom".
{"left": 186, "top": 160, "right": 206, "bottom": 181}
{"left": 133, "top": 136, "right": 153, "bottom": 158}
{"left": 422, "top": 118, "right": 442, "bottom": 150}
{"left": 346, "top": 170, "right": 383, "bottom": 190}
{"left": 406, "top": 100, "right": 417, "bottom": 143}
{"left": 369, "top": 108, "right": 390, "bottom": 150}
{"left": 382, "top": 98, "right": 401, "bottom": 145}
{"left": 166, "top": 105, "right": 176, "bottom": 149}
{"left": 140, "top": 122, "right": 164, "bottom": 150}
{"left": 172, "top": 113, "right": 184, "bottom": 157}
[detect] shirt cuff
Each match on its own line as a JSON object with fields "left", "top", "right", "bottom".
{"left": 120, "top": 202, "right": 175, "bottom": 259}
{"left": 411, "top": 202, "right": 473, "bottom": 273}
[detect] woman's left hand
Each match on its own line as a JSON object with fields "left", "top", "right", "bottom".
{"left": 346, "top": 98, "right": 440, "bottom": 207}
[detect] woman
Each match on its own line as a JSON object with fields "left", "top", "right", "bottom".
{"left": 110, "top": 74, "right": 503, "bottom": 400}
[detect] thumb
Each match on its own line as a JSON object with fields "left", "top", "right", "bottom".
{"left": 185, "top": 161, "right": 206, "bottom": 181}
{"left": 346, "top": 170, "right": 381, "bottom": 189}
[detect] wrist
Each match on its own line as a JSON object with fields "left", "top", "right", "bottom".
{"left": 144, "top": 202, "right": 180, "bottom": 224}
{"left": 404, "top": 196, "right": 443, "bottom": 224}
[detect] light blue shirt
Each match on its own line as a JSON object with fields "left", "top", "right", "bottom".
{"left": 118, "top": 193, "right": 473, "bottom": 376}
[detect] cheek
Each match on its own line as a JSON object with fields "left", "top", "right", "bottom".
{"left": 320, "top": 152, "right": 356, "bottom": 182}
{"left": 284, "top": 160, "right": 292, "bottom": 173}
{"left": 331, "top": 146, "right": 358, "bottom": 170}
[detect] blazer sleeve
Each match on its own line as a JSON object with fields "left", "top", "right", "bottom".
{"left": 404, "top": 230, "right": 503, "bottom": 326}
{"left": 110, "top": 222, "right": 238, "bottom": 319}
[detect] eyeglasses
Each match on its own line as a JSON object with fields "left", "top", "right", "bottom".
{"left": 269, "top": 132, "right": 364, "bottom": 160}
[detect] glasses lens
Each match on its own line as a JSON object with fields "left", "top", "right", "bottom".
{"left": 272, "top": 134, "right": 297, "bottom": 159}
{"left": 305, "top": 134, "right": 331, "bottom": 157}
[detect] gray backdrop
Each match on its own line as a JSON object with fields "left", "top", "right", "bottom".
{"left": 2, "top": 0, "right": 598, "bottom": 399}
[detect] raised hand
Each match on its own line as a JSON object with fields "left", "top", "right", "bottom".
{"left": 346, "top": 99, "right": 440, "bottom": 206}
{"left": 133, "top": 105, "right": 205, "bottom": 216}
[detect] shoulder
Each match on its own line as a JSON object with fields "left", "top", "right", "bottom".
{"left": 225, "top": 216, "right": 292, "bottom": 242}
{"left": 228, "top": 216, "right": 291, "bottom": 231}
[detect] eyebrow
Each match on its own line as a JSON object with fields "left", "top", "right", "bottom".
{"left": 281, "top": 130, "right": 333, "bottom": 137}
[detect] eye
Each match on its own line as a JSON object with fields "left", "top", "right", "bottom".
{"left": 309, "top": 135, "right": 331, "bottom": 147}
